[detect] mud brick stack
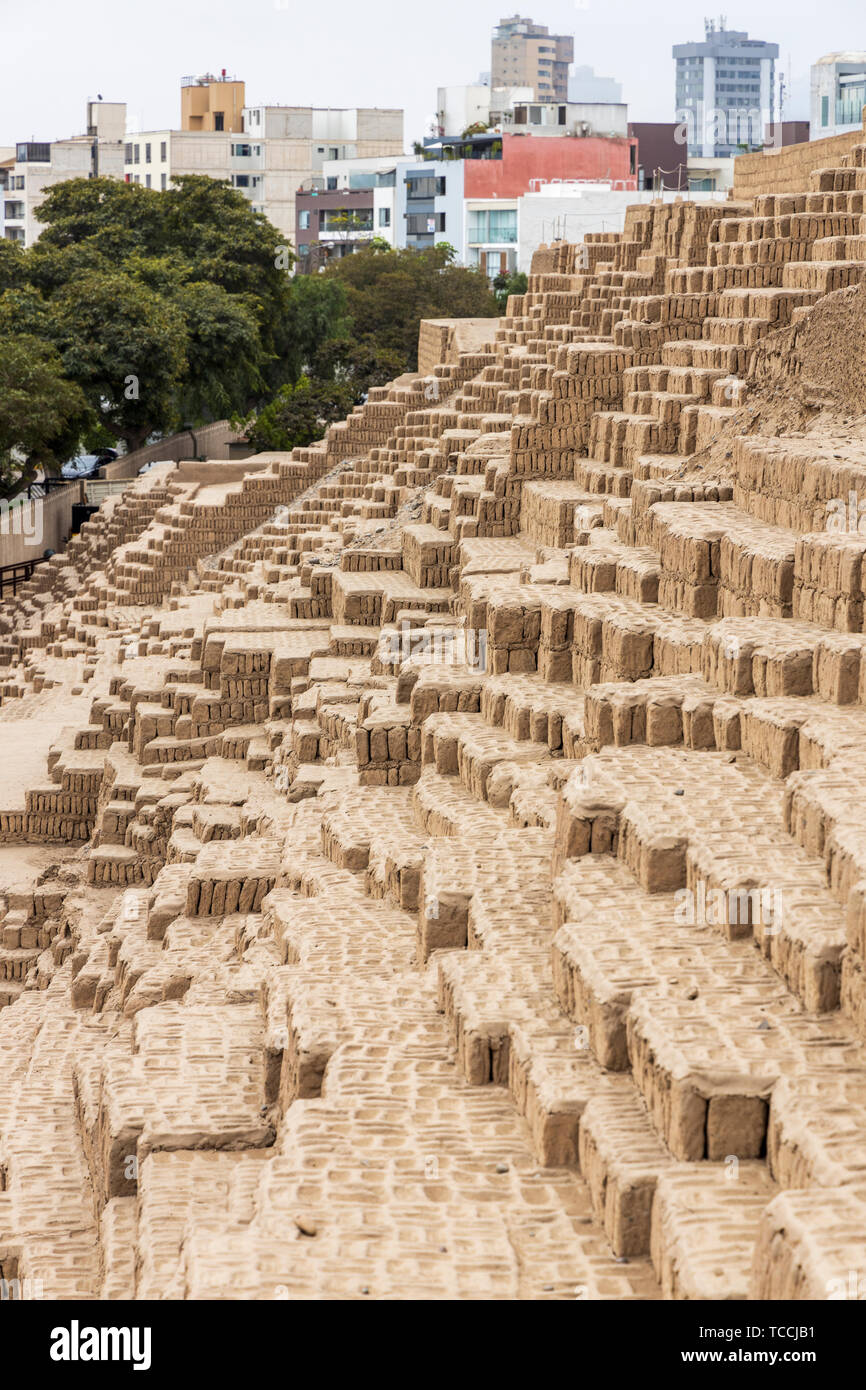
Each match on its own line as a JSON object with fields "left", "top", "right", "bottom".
{"left": 4, "top": 126, "right": 866, "bottom": 1303}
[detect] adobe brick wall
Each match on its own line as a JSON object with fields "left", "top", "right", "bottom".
{"left": 733, "top": 115, "right": 866, "bottom": 198}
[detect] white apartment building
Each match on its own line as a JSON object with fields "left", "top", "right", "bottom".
{"left": 2, "top": 103, "right": 126, "bottom": 246}
{"left": 313, "top": 155, "right": 407, "bottom": 246}
{"left": 436, "top": 85, "right": 628, "bottom": 140}
{"left": 811, "top": 53, "right": 866, "bottom": 140}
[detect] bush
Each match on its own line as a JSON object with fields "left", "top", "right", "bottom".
{"left": 246, "top": 375, "right": 359, "bottom": 453}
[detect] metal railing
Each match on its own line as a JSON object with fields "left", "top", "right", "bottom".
{"left": 0, "top": 556, "right": 49, "bottom": 597}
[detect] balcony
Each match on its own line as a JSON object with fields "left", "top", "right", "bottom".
{"left": 320, "top": 214, "right": 374, "bottom": 237}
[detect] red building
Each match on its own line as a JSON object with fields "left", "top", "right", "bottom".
{"left": 461, "top": 132, "right": 637, "bottom": 198}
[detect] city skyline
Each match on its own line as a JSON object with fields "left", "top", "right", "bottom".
{"left": 2, "top": 0, "right": 859, "bottom": 151}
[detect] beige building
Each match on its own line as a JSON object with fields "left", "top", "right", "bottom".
{"left": 2, "top": 102, "right": 126, "bottom": 245}
{"left": 491, "top": 15, "right": 574, "bottom": 103}
{"left": 126, "top": 99, "right": 404, "bottom": 242}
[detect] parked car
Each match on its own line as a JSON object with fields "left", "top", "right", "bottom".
{"left": 60, "top": 448, "right": 118, "bottom": 481}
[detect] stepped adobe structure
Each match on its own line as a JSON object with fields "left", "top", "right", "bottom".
{"left": 4, "top": 127, "right": 866, "bottom": 1302}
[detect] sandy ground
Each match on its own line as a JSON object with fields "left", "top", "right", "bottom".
{"left": 0, "top": 660, "right": 97, "bottom": 809}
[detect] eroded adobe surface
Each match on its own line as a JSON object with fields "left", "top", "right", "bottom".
{"left": 3, "top": 150, "right": 866, "bottom": 1301}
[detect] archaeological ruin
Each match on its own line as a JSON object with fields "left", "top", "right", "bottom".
{"left": 3, "top": 126, "right": 866, "bottom": 1302}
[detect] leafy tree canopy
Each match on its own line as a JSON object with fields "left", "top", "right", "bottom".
{"left": 0, "top": 175, "right": 500, "bottom": 496}
{"left": 0, "top": 334, "right": 92, "bottom": 499}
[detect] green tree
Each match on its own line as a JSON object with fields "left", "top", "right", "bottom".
{"left": 246, "top": 375, "right": 359, "bottom": 453}
{"left": 493, "top": 269, "right": 528, "bottom": 313}
{"left": 49, "top": 270, "right": 188, "bottom": 452}
{"left": 323, "top": 242, "right": 498, "bottom": 369}
{"left": 32, "top": 174, "right": 294, "bottom": 408}
{"left": 0, "top": 334, "right": 92, "bottom": 499}
{"left": 281, "top": 275, "right": 348, "bottom": 382}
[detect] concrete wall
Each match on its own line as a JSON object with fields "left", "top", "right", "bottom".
{"left": 101, "top": 420, "right": 250, "bottom": 481}
{"left": 0, "top": 486, "right": 81, "bottom": 567}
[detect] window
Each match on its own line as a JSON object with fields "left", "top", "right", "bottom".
{"left": 161, "top": 173, "right": 167, "bottom": 190}
{"left": 134, "top": 144, "right": 140, "bottom": 163}
{"left": 299, "top": 210, "right": 311, "bottom": 230}
{"left": 145, "top": 143, "right": 151, "bottom": 163}
{"left": 379, "top": 207, "right": 391, "bottom": 227}
{"left": 822, "top": 95, "right": 830, "bottom": 127}
{"left": 406, "top": 175, "right": 446, "bottom": 199}
{"left": 214, "top": 112, "right": 224, "bottom": 131}
{"left": 234, "top": 174, "right": 249, "bottom": 187}
{"left": 326, "top": 177, "right": 338, "bottom": 190}
{"left": 298, "top": 243, "right": 310, "bottom": 256}
{"left": 145, "top": 174, "right": 151, "bottom": 188}
{"left": 16, "top": 142, "right": 50, "bottom": 162}
{"left": 630, "top": 145, "right": 636, "bottom": 174}
{"left": 330, "top": 147, "right": 339, "bottom": 159}
{"left": 125, "top": 142, "right": 133, "bottom": 162}
{"left": 232, "top": 144, "right": 252, "bottom": 157}
{"left": 406, "top": 213, "right": 439, "bottom": 235}
{"left": 467, "top": 209, "right": 517, "bottom": 243}
{"left": 161, "top": 141, "right": 167, "bottom": 161}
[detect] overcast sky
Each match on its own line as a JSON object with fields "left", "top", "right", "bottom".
{"left": 1, "top": 0, "right": 861, "bottom": 148}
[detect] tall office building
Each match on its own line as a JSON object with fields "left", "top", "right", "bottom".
{"left": 491, "top": 15, "right": 574, "bottom": 104}
{"left": 673, "top": 18, "right": 778, "bottom": 157}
